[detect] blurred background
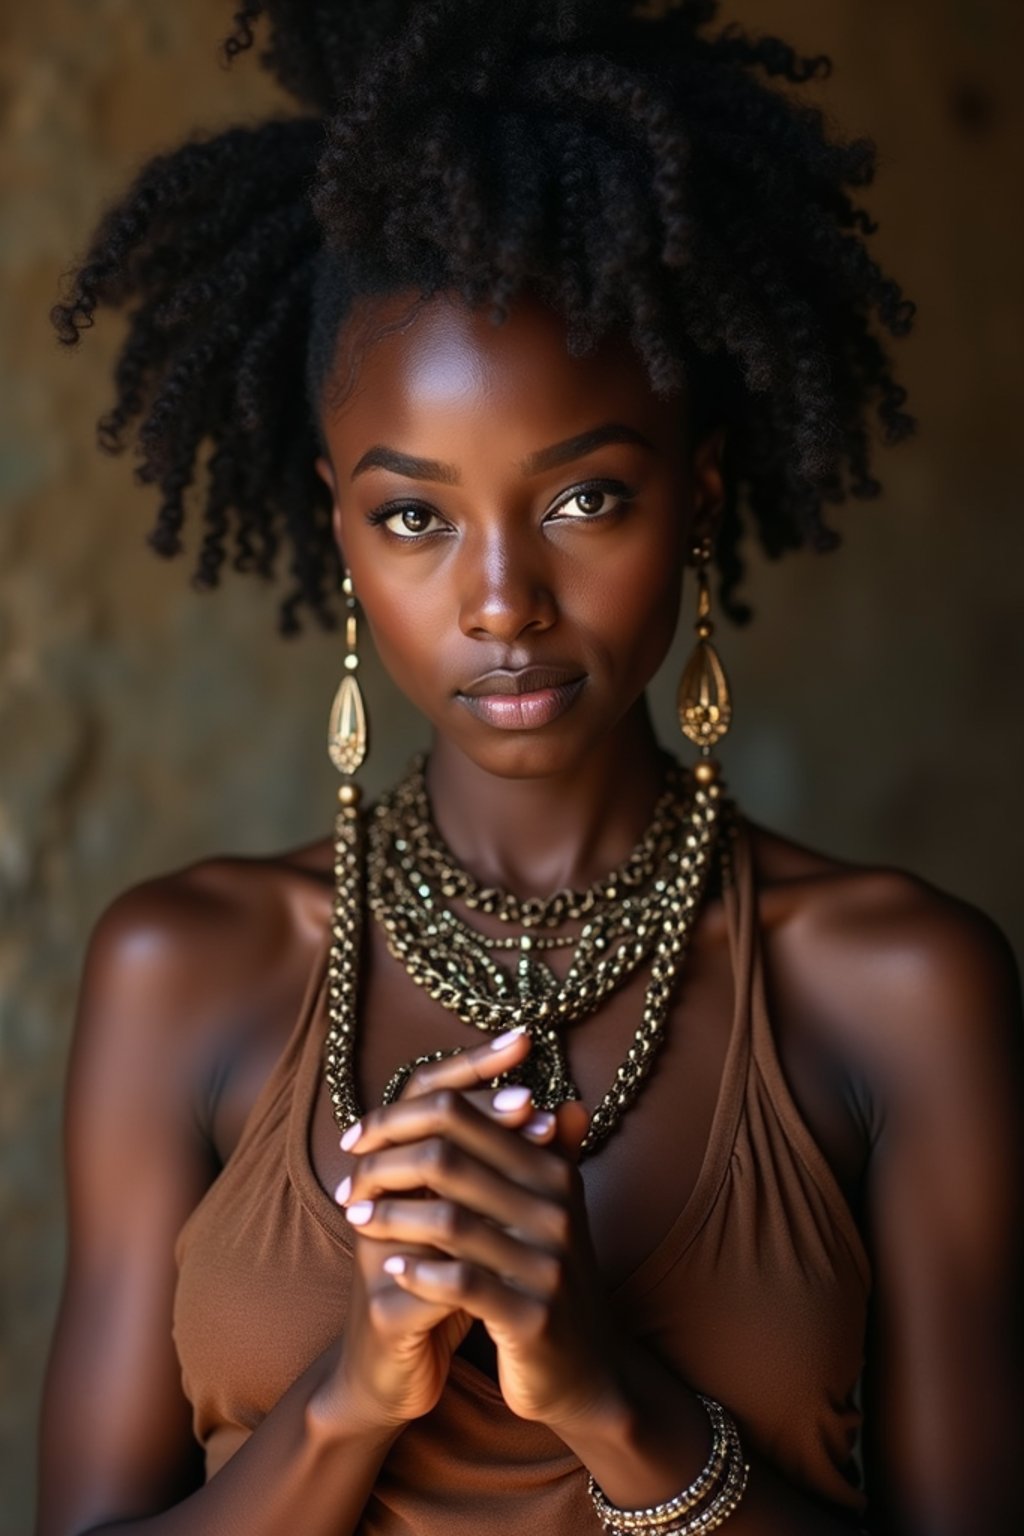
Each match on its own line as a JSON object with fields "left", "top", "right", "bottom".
{"left": 1, "top": 0, "right": 1022, "bottom": 1529}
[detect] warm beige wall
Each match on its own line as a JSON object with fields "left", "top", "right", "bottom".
{"left": 2, "top": 1, "right": 1021, "bottom": 1529}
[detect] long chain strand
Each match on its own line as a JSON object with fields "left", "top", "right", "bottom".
{"left": 323, "top": 793, "right": 365, "bottom": 1132}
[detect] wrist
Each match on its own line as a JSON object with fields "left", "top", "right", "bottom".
{"left": 547, "top": 1370, "right": 639, "bottom": 1459}
{"left": 552, "top": 1341, "right": 712, "bottom": 1511}
{"left": 304, "top": 1344, "right": 407, "bottom": 1455}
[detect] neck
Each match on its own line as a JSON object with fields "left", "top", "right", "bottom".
{"left": 424, "top": 698, "right": 670, "bottom": 902}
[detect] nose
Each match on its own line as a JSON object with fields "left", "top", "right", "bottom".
{"left": 457, "top": 530, "right": 558, "bottom": 643}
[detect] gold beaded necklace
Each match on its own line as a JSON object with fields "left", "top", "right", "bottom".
{"left": 324, "top": 756, "right": 735, "bottom": 1158}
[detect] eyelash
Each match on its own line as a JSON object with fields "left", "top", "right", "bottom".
{"left": 364, "top": 479, "right": 637, "bottom": 541}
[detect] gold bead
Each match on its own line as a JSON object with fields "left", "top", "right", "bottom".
{"left": 337, "top": 781, "right": 362, "bottom": 806}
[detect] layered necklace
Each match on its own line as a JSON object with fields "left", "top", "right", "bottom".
{"left": 324, "top": 755, "right": 734, "bottom": 1158}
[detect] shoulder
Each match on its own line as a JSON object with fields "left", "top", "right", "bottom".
{"left": 742, "top": 817, "right": 1022, "bottom": 1101}
{"left": 75, "top": 834, "right": 336, "bottom": 1087}
{"left": 741, "top": 833, "right": 1024, "bottom": 1528}
{"left": 89, "top": 834, "right": 334, "bottom": 954}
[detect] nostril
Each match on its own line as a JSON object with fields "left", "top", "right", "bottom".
{"left": 463, "top": 609, "right": 556, "bottom": 643}
{"left": 458, "top": 578, "right": 558, "bottom": 642}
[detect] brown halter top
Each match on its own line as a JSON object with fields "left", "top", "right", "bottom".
{"left": 173, "top": 813, "right": 871, "bottom": 1530}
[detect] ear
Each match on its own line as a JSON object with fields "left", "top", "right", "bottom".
{"left": 315, "top": 454, "right": 345, "bottom": 560}
{"left": 315, "top": 454, "right": 337, "bottom": 497}
{"left": 688, "top": 426, "right": 726, "bottom": 560}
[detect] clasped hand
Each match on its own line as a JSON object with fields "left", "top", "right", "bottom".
{"left": 332, "top": 1027, "right": 620, "bottom": 1435}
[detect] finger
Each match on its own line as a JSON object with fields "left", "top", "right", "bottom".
{"left": 346, "top": 1195, "right": 562, "bottom": 1296}
{"left": 383, "top": 1254, "right": 546, "bottom": 1338}
{"left": 341, "top": 1031, "right": 558, "bottom": 1152}
{"left": 520, "top": 1108, "right": 560, "bottom": 1144}
{"left": 341, "top": 1095, "right": 556, "bottom": 1182}
{"left": 345, "top": 1089, "right": 571, "bottom": 1203}
{"left": 361, "top": 1272, "right": 460, "bottom": 1340}
{"left": 399, "top": 1025, "right": 531, "bottom": 1101}
{"left": 342, "top": 1140, "right": 570, "bottom": 1249}
{"left": 458, "top": 1086, "right": 559, "bottom": 1145}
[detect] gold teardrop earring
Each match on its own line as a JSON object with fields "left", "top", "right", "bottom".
{"left": 677, "top": 535, "right": 732, "bottom": 786}
{"left": 327, "top": 571, "right": 369, "bottom": 802}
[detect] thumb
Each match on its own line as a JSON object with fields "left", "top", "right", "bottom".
{"left": 553, "top": 1099, "right": 590, "bottom": 1163}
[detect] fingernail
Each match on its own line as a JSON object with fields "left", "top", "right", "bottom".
{"left": 523, "top": 1112, "right": 555, "bottom": 1138}
{"left": 383, "top": 1255, "right": 406, "bottom": 1276}
{"left": 347, "top": 1201, "right": 374, "bottom": 1226}
{"left": 340, "top": 1121, "right": 363, "bottom": 1151}
{"left": 334, "top": 1175, "right": 352, "bottom": 1205}
{"left": 489, "top": 1025, "right": 528, "bottom": 1051}
{"left": 493, "top": 1085, "right": 531, "bottom": 1112}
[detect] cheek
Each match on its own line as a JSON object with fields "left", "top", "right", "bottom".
{"left": 570, "top": 526, "right": 685, "bottom": 673}
{"left": 353, "top": 570, "right": 449, "bottom": 703}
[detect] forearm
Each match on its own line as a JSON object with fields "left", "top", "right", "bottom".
{"left": 68, "top": 1343, "right": 403, "bottom": 1536}
{"left": 555, "top": 1338, "right": 858, "bottom": 1536}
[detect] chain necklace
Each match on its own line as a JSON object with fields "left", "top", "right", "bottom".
{"left": 324, "top": 758, "right": 735, "bottom": 1158}
{"left": 392, "top": 752, "right": 694, "bottom": 927}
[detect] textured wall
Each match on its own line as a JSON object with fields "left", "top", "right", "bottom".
{"left": 2, "top": 1, "right": 1022, "bottom": 1530}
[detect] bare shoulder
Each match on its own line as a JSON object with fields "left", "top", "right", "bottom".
{"left": 78, "top": 832, "right": 336, "bottom": 1082}
{"left": 742, "top": 816, "right": 1023, "bottom": 1091}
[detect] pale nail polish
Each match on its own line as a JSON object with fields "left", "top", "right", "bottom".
{"left": 493, "top": 1084, "right": 531, "bottom": 1112}
{"left": 523, "top": 1112, "right": 555, "bottom": 1137}
{"left": 489, "top": 1025, "right": 528, "bottom": 1050}
{"left": 383, "top": 1255, "right": 406, "bottom": 1276}
{"left": 347, "top": 1201, "right": 374, "bottom": 1226}
{"left": 340, "top": 1121, "right": 363, "bottom": 1151}
{"left": 334, "top": 1175, "right": 352, "bottom": 1205}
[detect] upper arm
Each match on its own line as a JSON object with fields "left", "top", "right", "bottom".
{"left": 37, "top": 879, "right": 225, "bottom": 1536}
{"left": 852, "top": 886, "right": 1024, "bottom": 1535}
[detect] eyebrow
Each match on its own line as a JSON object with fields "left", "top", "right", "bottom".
{"left": 522, "top": 423, "right": 656, "bottom": 476}
{"left": 350, "top": 446, "right": 460, "bottom": 485}
{"left": 349, "top": 422, "right": 656, "bottom": 484}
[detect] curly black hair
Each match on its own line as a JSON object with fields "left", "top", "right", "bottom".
{"left": 51, "top": 0, "right": 915, "bottom": 636}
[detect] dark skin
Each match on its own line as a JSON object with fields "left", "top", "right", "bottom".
{"left": 37, "top": 290, "right": 1024, "bottom": 1536}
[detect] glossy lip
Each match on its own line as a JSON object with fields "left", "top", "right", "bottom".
{"left": 456, "top": 674, "right": 587, "bottom": 731}
{"left": 458, "top": 664, "right": 586, "bottom": 698}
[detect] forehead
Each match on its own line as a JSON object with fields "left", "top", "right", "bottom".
{"left": 319, "top": 288, "right": 686, "bottom": 465}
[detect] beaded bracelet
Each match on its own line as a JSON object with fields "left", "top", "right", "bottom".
{"left": 671, "top": 1450, "right": 749, "bottom": 1536}
{"left": 586, "top": 1394, "right": 749, "bottom": 1536}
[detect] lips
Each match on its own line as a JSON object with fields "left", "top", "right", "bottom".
{"left": 456, "top": 665, "right": 587, "bottom": 731}
{"left": 458, "top": 665, "right": 586, "bottom": 699}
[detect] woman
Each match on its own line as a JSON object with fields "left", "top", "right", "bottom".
{"left": 38, "top": 3, "right": 1023, "bottom": 1534}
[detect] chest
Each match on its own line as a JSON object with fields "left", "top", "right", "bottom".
{"left": 197, "top": 878, "right": 871, "bottom": 1396}
{"left": 210, "top": 893, "right": 867, "bottom": 1287}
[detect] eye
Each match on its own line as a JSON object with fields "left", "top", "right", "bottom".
{"left": 548, "top": 481, "right": 635, "bottom": 522}
{"left": 366, "top": 503, "right": 449, "bottom": 540}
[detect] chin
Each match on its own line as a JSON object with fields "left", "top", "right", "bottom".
{"left": 449, "top": 723, "right": 610, "bottom": 782}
